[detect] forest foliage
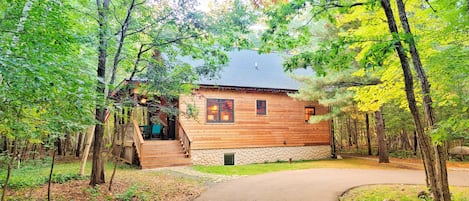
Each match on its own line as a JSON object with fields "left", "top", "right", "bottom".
{"left": 259, "top": 0, "right": 468, "bottom": 144}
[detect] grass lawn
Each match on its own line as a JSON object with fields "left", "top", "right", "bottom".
{"left": 0, "top": 159, "right": 91, "bottom": 189}
{"left": 340, "top": 184, "right": 469, "bottom": 201}
{"left": 193, "top": 157, "right": 419, "bottom": 176}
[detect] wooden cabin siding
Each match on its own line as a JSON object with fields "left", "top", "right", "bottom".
{"left": 179, "top": 88, "right": 331, "bottom": 150}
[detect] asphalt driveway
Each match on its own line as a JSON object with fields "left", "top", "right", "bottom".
{"left": 194, "top": 168, "right": 469, "bottom": 201}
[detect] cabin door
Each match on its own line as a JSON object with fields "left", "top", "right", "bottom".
{"left": 167, "top": 116, "right": 176, "bottom": 140}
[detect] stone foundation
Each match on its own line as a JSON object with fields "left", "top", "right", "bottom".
{"left": 191, "top": 145, "right": 331, "bottom": 166}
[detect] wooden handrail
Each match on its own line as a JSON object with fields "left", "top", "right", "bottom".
{"left": 178, "top": 121, "right": 191, "bottom": 158}
{"left": 132, "top": 118, "right": 145, "bottom": 161}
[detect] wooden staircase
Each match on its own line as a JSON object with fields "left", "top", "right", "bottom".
{"left": 140, "top": 140, "right": 192, "bottom": 169}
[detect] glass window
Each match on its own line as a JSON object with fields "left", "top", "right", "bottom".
{"left": 256, "top": 100, "right": 266, "bottom": 115}
{"left": 207, "top": 99, "right": 234, "bottom": 123}
{"left": 305, "top": 107, "right": 315, "bottom": 123}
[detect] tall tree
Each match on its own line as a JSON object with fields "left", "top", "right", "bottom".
{"left": 90, "top": 0, "right": 109, "bottom": 186}
{"left": 85, "top": 0, "right": 256, "bottom": 186}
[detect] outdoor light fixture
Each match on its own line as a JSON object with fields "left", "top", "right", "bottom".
{"left": 140, "top": 98, "right": 147, "bottom": 104}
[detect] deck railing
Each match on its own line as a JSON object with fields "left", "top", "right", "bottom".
{"left": 132, "top": 118, "right": 145, "bottom": 160}
{"left": 178, "top": 121, "right": 192, "bottom": 158}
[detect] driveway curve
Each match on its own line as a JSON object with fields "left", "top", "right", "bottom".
{"left": 195, "top": 168, "right": 469, "bottom": 201}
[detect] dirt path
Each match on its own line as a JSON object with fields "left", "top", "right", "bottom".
{"left": 146, "top": 166, "right": 242, "bottom": 184}
{"left": 194, "top": 168, "right": 469, "bottom": 201}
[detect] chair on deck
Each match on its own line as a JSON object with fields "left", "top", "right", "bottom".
{"left": 151, "top": 124, "right": 162, "bottom": 139}
{"left": 139, "top": 125, "right": 152, "bottom": 139}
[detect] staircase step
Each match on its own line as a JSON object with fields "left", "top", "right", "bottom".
{"left": 140, "top": 157, "right": 191, "bottom": 164}
{"left": 141, "top": 162, "right": 192, "bottom": 169}
{"left": 142, "top": 154, "right": 187, "bottom": 159}
{"left": 139, "top": 139, "right": 191, "bottom": 169}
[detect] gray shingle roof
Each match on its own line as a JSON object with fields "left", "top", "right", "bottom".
{"left": 198, "top": 50, "right": 314, "bottom": 90}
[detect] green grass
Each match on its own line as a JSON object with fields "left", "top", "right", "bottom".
{"left": 0, "top": 159, "right": 90, "bottom": 189}
{"left": 193, "top": 158, "right": 399, "bottom": 176}
{"left": 0, "top": 158, "right": 135, "bottom": 189}
{"left": 340, "top": 184, "right": 469, "bottom": 201}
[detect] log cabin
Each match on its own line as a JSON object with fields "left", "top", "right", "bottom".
{"left": 116, "top": 50, "right": 332, "bottom": 168}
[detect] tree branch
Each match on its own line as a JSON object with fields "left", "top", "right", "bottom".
{"left": 110, "top": 0, "right": 137, "bottom": 86}
{"left": 424, "top": 0, "right": 437, "bottom": 12}
{"left": 155, "top": 34, "right": 204, "bottom": 47}
{"left": 128, "top": 44, "right": 154, "bottom": 81}
{"left": 124, "top": 12, "right": 172, "bottom": 37}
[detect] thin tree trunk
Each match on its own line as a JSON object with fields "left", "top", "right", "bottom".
{"left": 380, "top": 0, "right": 437, "bottom": 197}
{"left": 1, "top": 136, "right": 7, "bottom": 152}
{"left": 80, "top": 126, "right": 95, "bottom": 176}
{"left": 347, "top": 117, "right": 352, "bottom": 147}
{"left": 47, "top": 145, "right": 57, "bottom": 201}
{"left": 338, "top": 117, "right": 343, "bottom": 149}
{"left": 19, "top": 140, "right": 29, "bottom": 165}
{"left": 64, "top": 133, "right": 71, "bottom": 156}
{"left": 414, "top": 129, "right": 418, "bottom": 155}
{"left": 108, "top": 112, "right": 120, "bottom": 191}
{"left": 90, "top": 0, "right": 110, "bottom": 187}
{"left": 1, "top": 139, "right": 18, "bottom": 201}
{"left": 365, "top": 113, "right": 372, "bottom": 155}
{"left": 395, "top": 0, "right": 450, "bottom": 199}
{"left": 401, "top": 129, "right": 411, "bottom": 150}
{"left": 56, "top": 138, "right": 63, "bottom": 156}
{"left": 76, "top": 132, "right": 83, "bottom": 158}
{"left": 330, "top": 117, "right": 336, "bottom": 158}
{"left": 109, "top": 0, "right": 137, "bottom": 86}
{"left": 31, "top": 144, "right": 37, "bottom": 160}
{"left": 375, "top": 110, "right": 389, "bottom": 163}
{"left": 109, "top": 121, "right": 131, "bottom": 191}
{"left": 353, "top": 117, "right": 358, "bottom": 147}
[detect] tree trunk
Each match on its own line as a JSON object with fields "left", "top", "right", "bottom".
{"left": 347, "top": 117, "right": 352, "bottom": 147}
{"left": 401, "top": 129, "right": 411, "bottom": 150}
{"left": 76, "top": 132, "right": 83, "bottom": 158}
{"left": 56, "top": 138, "right": 63, "bottom": 156}
{"left": 413, "top": 129, "right": 418, "bottom": 155}
{"left": 1, "top": 136, "right": 7, "bottom": 152}
{"left": 109, "top": 120, "right": 131, "bottom": 191}
{"left": 80, "top": 126, "right": 95, "bottom": 176}
{"left": 330, "top": 118, "right": 337, "bottom": 158}
{"left": 365, "top": 113, "right": 372, "bottom": 155}
{"left": 2, "top": 139, "right": 18, "bottom": 201}
{"left": 380, "top": 0, "right": 441, "bottom": 199}
{"left": 64, "top": 133, "right": 71, "bottom": 156}
{"left": 90, "top": 0, "right": 110, "bottom": 187}
{"left": 20, "top": 140, "right": 30, "bottom": 164}
{"left": 31, "top": 144, "right": 37, "bottom": 160}
{"left": 353, "top": 118, "right": 359, "bottom": 150}
{"left": 375, "top": 110, "right": 389, "bottom": 163}
{"left": 395, "top": 0, "right": 450, "bottom": 199}
{"left": 47, "top": 146, "right": 57, "bottom": 201}
{"left": 338, "top": 117, "right": 344, "bottom": 149}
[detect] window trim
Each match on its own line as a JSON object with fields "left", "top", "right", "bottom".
{"left": 256, "top": 100, "right": 267, "bottom": 115}
{"left": 305, "top": 106, "right": 316, "bottom": 123}
{"left": 206, "top": 99, "right": 234, "bottom": 123}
